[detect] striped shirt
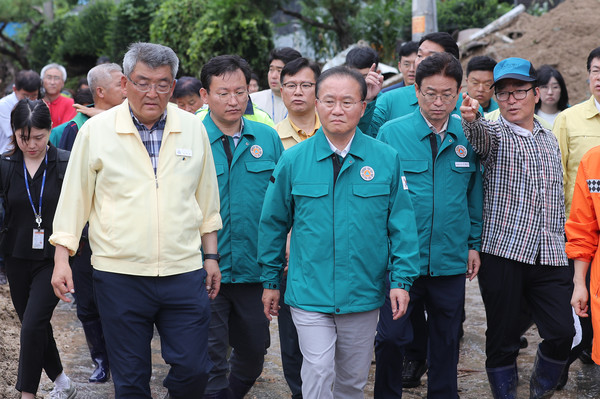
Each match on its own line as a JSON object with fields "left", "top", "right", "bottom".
{"left": 130, "top": 109, "right": 167, "bottom": 174}
{"left": 462, "top": 114, "right": 567, "bottom": 266}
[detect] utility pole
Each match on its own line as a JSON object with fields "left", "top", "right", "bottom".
{"left": 412, "top": 0, "right": 438, "bottom": 42}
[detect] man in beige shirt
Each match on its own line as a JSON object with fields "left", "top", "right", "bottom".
{"left": 275, "top": 57, "right": 321, "bottom": 149}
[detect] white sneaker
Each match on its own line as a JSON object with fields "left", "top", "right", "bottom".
{"left": 49, "top": 379, "right": 77, "bottom": 399}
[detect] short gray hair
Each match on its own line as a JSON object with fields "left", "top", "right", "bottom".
{"left": 41, "top": 63, "right": 67, "bottom": 81}
{"left": 87, "top": 63, "right": 123, "bottom": 98}
{"left": 122, "top": 42, "right": 179, "bottom": 79}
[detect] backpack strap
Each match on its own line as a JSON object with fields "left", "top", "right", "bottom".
{"left": 54, "top": 147, "right": 70, "bottom": 181}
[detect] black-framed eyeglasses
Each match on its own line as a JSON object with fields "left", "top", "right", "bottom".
{"left": 281, "top": 82, "right": 316, "bottom": 92}
{"left": 418, "top": 89, "right": 457, "bottom": 104}
{"left": 127, "top": 76, "right": 173, "bottom": 94}
{"left": 495, "top": 87, "right": 534, "bottom": 102}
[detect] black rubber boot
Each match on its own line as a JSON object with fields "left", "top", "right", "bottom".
{"left": 486, "top": 363, "right": 518, "bottom": 399}
{"left": 227, "top": 374, "right": 254, "bottom": 399}
{"left": 529, "top": 348, "right": 567, "bottom": 399}
{"left": 82, "top": 319, "right": 110, "bottom": 383}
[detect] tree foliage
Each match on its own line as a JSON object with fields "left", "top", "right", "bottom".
{"left": 150, "top": 0, "right": 205, "bottom": 76}
{"left": 437, "top": 0, "right": 512, "bottom": 34}
{"left": 186, "top": 0, "right": 273, "bottom": 78}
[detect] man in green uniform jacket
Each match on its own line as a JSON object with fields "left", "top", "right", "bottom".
{"left": 259, "top": 66, "right": 420, "bottom": 399}
{"left": 199, "top": 55, "right": 284, "bottom": 399}
{"left": 375, "top": 53, "right": 483, "bottom": 399}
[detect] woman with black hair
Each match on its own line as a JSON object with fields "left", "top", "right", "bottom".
{"left": 535, "top": 65, "right": 569, "bottom": 125}
{"left": 0, "top": 99, "right": 76, "bottom": 399}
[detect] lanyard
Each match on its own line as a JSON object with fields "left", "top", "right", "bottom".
{"left": 23, "top": 152, "right": 47, "bottom": 229}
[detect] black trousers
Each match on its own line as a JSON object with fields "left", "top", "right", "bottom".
{"left": 5, "top": 256, "right": 63, "bottom": 394}
{"left": 478, "top": 253, "right": 574, "bottom": 368}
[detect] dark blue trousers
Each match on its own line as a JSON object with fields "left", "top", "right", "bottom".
{"left": 94, "top": 268, "right": 212, "bottom": 399}
{"left": 375, "top": 274, "right": 465, "bottom": 399}
{"left": 278, "top": 273, "right": 303, "bottom": 398}
{"left": 71, "top": 238, "right": 99, "bottom": 323}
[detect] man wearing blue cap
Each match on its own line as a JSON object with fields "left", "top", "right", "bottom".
{"left": 460, "top": 58, "right": 574, "bottom": 399}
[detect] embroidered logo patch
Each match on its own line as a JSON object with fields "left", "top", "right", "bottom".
{"left": 250, "top": 145, "right": 263, "bottom": 158}
{"left": 360, "top": 166, "right": 375, "bottom": 181}
{"left": 455, "top": 145, "right": 467, "bottom": 158}
{"left": 587, "top": 179, "right": 600, "bottom": 193}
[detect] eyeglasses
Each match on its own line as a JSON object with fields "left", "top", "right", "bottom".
{"left": 281, "top": 82, "right": 316, "bottom": 92}
{"left": 495, "top": 87, "right": 534, "bottom": 102}
{"left": 317, "top": 98, "right": 363, "bottom": 110}
{"left": 213, "top": 90, "right": 248, "bottom": 102}
{"left": 418, "top": 89, "right": 457, "bottom": 104}
{"left": 127, "top": 76, "right": 173, "bottom": 94}
{"left": 590, "top": 68, "right": 600, "bottom": 78}
{"left": 44, "top": 75, "right": 62, "bottom": 82}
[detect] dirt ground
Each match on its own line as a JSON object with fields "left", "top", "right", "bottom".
{"left": 461, "top": 0, "right": 600, "bottom": 104}
{"left": 1, "top": 279, "right": 599, "bottom": 398}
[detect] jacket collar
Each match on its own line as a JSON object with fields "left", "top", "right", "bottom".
{"left": 204, "top": 112, "right": 254, "bottom": 144}
{"left": 314, "top": 127, "right": 367, "bottom": 162}
{"left": 115, "top": 99, "right": 182, "bottom": 138}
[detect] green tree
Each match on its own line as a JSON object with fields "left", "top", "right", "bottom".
{"left": 186, "top": 0, "right": 273, "bottom": 77}
{"left": 106, "top": 0, "right": 160, "bottom": 64}
{"left": 437, "top": 0, "right": 512, "bottom": 34}
{"left": 150, "top": 0, "right": 206, "bottom": 76}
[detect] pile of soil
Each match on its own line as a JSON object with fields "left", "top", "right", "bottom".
{"left": 462, "top": 0, "right": 600, "bottom": 103}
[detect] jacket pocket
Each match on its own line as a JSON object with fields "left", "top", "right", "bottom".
{"left": 246, "top": 160, "right": 276, "bottom": 173}
{"left": 352, "top": 184, "right": 390, "bottom": 197}
{"left": 292, "top": 184, "right": 329, "bottom": 198}
{"left": 402, "top": 159, "right": 428, "bottom": 174}
{"left": 215, "top": 163, "right": 225, "bottom": 176}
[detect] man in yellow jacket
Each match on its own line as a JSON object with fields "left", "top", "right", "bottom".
{"left": 50, "top": 43, "right": 222, "bottom": 399}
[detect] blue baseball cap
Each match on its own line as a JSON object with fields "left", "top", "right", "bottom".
{"left": 491, "top": 57, "right": 536, "bottom": 87}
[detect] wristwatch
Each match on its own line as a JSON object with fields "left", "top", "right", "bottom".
{"left": 204, "top": 253, "right": 221, "bottom": 262}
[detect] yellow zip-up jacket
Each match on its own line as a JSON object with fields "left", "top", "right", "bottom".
{"left": 50, "top": 100, "right": 222, "bottom": 276}
{"left": 554, "top": 96, "right": 600, "bottom": 217}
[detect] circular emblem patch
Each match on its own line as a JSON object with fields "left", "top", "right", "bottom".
{"left": 455, "top": 145, "right": 467, "bottom": 158}
{"left": 360, "top": 166, "right": 375, "bottom": 181}
{"left": 250, "top": 145, "right": 263, "bottom": 158}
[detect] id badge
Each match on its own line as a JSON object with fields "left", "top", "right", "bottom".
{"left": 32, "top": 229, "right": 45, "bottom": 249}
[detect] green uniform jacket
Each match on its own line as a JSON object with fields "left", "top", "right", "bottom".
{"left": 204, "top": 113, "right": 284, "bottom": 284}
{"left": 258, "top": 128, "right": 420, "bottom": 314}
{"left": 378, "top": 109, "right": 483, "bottom": 276}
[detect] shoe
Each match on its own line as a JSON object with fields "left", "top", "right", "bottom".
{"left": 520, "top": 336, "right": 528, "bottom": 349}
{"left": 578, "top": 347, "right": 595, "bottom": 365}
{"left": 49, "top": 380, "right": 77, "bottom": 399}
{"left": 486, "top": 363, "right": 518, "bottom": 399}
{"left": 81, "top": 320, "right": 110, "bottom": 383}
{"left": 402, "top": 359, "right": 427, "bottom": 388}
{"left": 555, "top": 363, "right": 569, "bottom": 390}
{"left": 530, "top": 347, "right": 567, "bottom": 399}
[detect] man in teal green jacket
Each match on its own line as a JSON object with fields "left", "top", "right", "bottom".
{"left": 259, "top": 66, "right": 420, "bottom": 399}
{"left": 199, "top": 55, "right": 284, "bottom": 399}
{"left": 375, "top": 53, "right": 483, "bottom": 399}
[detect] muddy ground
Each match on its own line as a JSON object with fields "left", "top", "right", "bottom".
{"left": 1, "top": 279, "right": 599, "bottom": 398}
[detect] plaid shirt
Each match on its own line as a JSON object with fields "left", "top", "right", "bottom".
{"left": 462, "top": 114, "right": 567, "bottom": 266}
{"left": 131, "top": 108, "right": 167, "bottom": 174}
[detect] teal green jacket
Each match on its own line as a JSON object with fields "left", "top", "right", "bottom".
{"left": 258, "top": 128, "right": 420, "bottom": 314}
{"left": 203, "top": 113, "right": 284, "bottom": 284}
{"left": 377, "top": 109, "right": 483, "bottom": 276}
{"left": 49, "top": 110, "right": 90, "bottom": 147}
{"left": 363, "top": 84, "right": 462, "bottom": 137}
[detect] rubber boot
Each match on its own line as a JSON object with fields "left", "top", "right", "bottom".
{"left": 81, "top": 319, "right": 110, "bottom": 383}
{"left": 529, "top": 348, "right": 567, "bottom": 399}
{"left": 227, "top": 374, "right": 254, "bottom": 399}
{"left": 486, "top": 363, "right": 518, "bottom": 399}
{"left": 203, "top": 389, "right": 229, "bottom": 399}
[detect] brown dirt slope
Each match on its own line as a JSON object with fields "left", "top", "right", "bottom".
{"left": 463, "top": 0, "right": 600, "bottom": 103}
